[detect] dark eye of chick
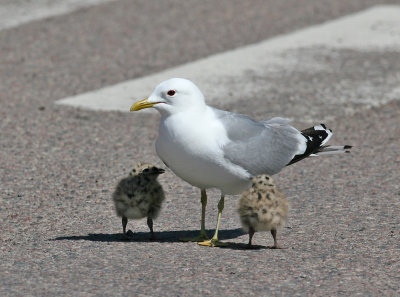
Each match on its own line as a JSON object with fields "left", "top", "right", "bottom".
{"left": 167, "top": 90, "right": 176, "bottom": 96}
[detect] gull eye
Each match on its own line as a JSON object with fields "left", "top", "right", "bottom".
{"left": 167, "top": 90, "right": 176, "bottom": 96}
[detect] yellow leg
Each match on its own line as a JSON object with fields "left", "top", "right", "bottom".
{"left": 180, "top": 189, "right": 209, "bottom": 242}
{"left": 198, "top": 195, "right": 227, "bottom": 247}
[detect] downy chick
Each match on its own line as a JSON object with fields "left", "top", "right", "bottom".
{"left": 113, "top": 163, "right": 165, "bottom": 239}
{"left": 238, "top": 175, "right": 288, "bottom": 248}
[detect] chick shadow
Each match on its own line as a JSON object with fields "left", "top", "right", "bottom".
{"left": 220, "top": 242, "right": 268, "bottom": 250}
{"left": 53, "top": 228, "right": 246, "bottom": 243}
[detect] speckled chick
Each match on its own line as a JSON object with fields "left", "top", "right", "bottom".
{"left": 238, "top": 175, "right": 289, "bottom": 248}
{"left": 112, "top": 162, "right": 165, "bottom": 239}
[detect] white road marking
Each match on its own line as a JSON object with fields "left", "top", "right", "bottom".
{"left": 0, "top": 0, "right": 117, "bottom": 31}
{"left": 56, "top": 5, "right": 400, "bottom": 120}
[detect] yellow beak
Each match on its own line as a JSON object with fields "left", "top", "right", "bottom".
{"left": 130, "top": 98, "right": 157, "bottom": 111}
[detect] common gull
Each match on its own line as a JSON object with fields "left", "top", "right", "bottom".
{"left": 130, "top": 78, "right": 351, "bottom": 247}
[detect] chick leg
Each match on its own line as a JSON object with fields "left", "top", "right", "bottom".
{"left": 247, "top": 227, "right": 255, "bottom": 247}
{"left": 180, "top": 189, "right": 209, "bottom": 242}
{"left": 122, "top": 216, "right": 134, "bottom": 238}
{"left": 147, "top": 217, "right": 155, "bottom": 240}
{"left": 198, "top": 194, "right": 227, "bottom": 247}
{"left": 122, "top": 216, "right": 128, "bottom": 234}
{"left": 270, "top": 229, "right": 283, "bottom": 249}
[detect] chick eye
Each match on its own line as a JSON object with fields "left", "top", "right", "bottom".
{"left": 167, "top": 90, "right": 176, "bottom": 96}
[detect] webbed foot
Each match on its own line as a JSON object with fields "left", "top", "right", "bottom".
{"left": 198, "top": 239, "right": 228, "bottom": 247}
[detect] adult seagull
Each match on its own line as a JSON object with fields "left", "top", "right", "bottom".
{"left": 130, "top": 78, "right": 351, "bottom": 247}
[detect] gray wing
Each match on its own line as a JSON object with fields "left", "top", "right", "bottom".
{"left": 213, "top": 108, "right": 305, "bottom": 175}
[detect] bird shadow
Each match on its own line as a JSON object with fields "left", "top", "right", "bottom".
{"left": 219, "top": 242, "right": 268, "bottom": 250}
{"left": 52, "top": 228, "right": 246, "bottom": 243}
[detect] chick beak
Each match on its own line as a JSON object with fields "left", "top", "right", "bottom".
{"left": 156, "top": 168, "right": 165, "bottom": 174}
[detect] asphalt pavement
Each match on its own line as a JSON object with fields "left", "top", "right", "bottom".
{"left": 0, "top": 0, "right": 399, "bottom": 296}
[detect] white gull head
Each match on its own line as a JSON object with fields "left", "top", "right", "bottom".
{"left": 133, "top": 78, "right": 206, "bottom": 116}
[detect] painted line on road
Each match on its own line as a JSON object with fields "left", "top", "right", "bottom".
{"left": 0, "top": 0, "right": 117, "bottom": 31}
{"left": 56, "top": 5, "right": 400, "bottom": 119}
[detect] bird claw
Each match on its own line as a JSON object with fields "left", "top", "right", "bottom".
{"left": 198, "top": 239, "right": 228, "bottom": 247}
{"left": 122, "top": 230, "right": 135, "bottom": 240}
{"left": 268, "top": 245, "right": 286, "bottom": 249}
